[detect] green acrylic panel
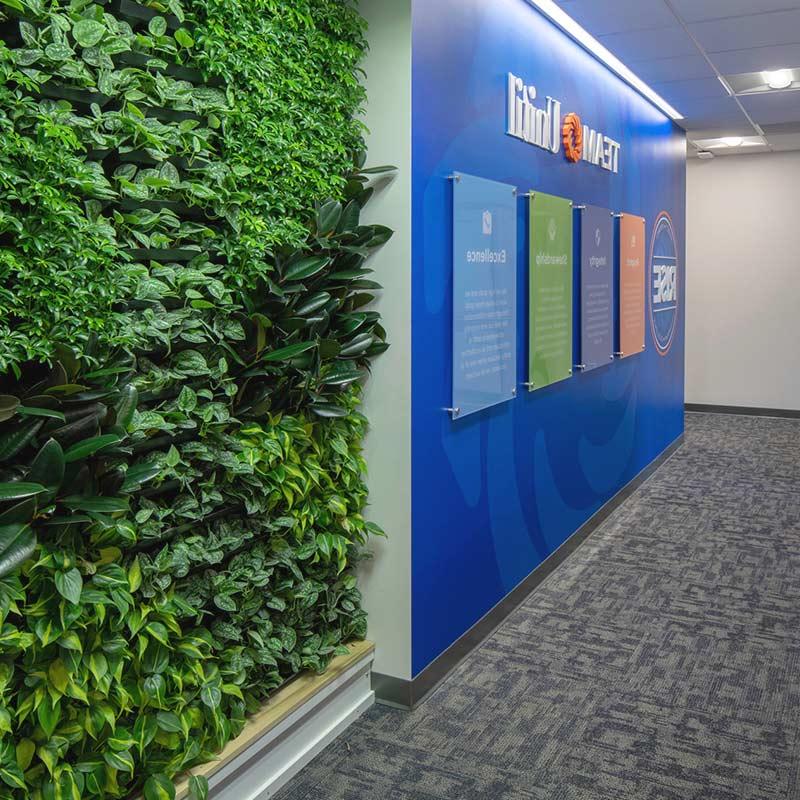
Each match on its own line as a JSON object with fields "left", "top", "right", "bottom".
{"left": 529, "top": 191, "right": 573, "bottom": 390}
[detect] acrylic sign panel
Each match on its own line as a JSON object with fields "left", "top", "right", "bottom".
{"left": 618, "top": 213, "right": 646, "bottom": 358}
{"left": 451, "top": 172, "right": 517, "bottom": 418}
{"left": 529, "top": 191, "right": 573, "bottom": 390}
{"left": 579, "top": 204, "right": 614, "bottom": 372}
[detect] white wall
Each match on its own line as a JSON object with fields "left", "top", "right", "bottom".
{"left": 686, "top": 152, "right": 800, "bottom": 411}
{"left": 357, "top": 0, "right": 412, "bottom": 680}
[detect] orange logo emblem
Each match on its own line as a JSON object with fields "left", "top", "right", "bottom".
{"left": 562, "top": 112, "right": 583, "bottom": 163}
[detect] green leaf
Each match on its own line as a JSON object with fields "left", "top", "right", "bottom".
{"left": 63, "top": 496, "right": 129, "bottom": 513}
{"left": 55, "top": 568, "right": 83, "bottom": 605}
{"left": 319, "top": 366, "right": 365, "bottom": 386}
{"left": 73, "top": 19, "right": 105, "bottom": 47}
{"left": 0, "top": 482, "right": 45, "bottom": 501}
{"left": 29, "top": 439, "right": 65, "bottom": 493}
{"left": 115, "top": 384, "right": 138, "bottom": 431}
{"left": 0, "top": 419, "right": 43, "bottom": 462}
{"left": 148, "top": 16, "right": 167, "bottom": 36}
{"left": 213, "top": 593, "right": 236, "bottom": 612}
{"left": 174, "top": 28, "right": 194, "bottom": 47}
{"left": 103, "top": 748, "right": 134, "bottom": 773}
{"left": 188, "top": 775, "right": 208, "bottom": 800}
{"left": 177, "top": 385, "right": 197, "bottom": 412}
{"left": 310, "top": 403, "right": 349, "bottom": 418}
{"left": 37, "top": 696, "right": 61, "bottom": 738}
{"left": 317, "top": 200, "right": 342, "bottom": 235}
{"left": 121, "top": 463, "right": 161, "bottom": 492}
{"left": 17, "top": 406, "right": 66, "bottom": 421}
{"left": 0, "top": 395, "right": 19, "bottom": 422}
{"left": 144, "top": 621, "right": 169, "bottom": 646}
{"left": 144, "top": 774, "right": 175, "bottom": 800}
{"left": 143, "top": 673, "right": 166, "bottom": 706}
{"left": 0, "top": 524, "right": 35, "bottom": 578}
{"left": 44, "top": 42, "right": 72, "bottom": 60}
{"left": 284, "top": 256, "right": 329, "bottom": 282}
{"left": 16, "top": 739, "right": 35, "bottom": 771}
{"left": 89, "top": 651, "right": 108, "bottom": 682}
{"left": 0, "top": 763, "right": 25, "bottom": 790}
{"left": 263, "top": 341, "right": 317, "bottom": 362}
{"left": 64, "top": 434, "right": 121, "bottom": 463}
{"left": 58, "top": 631, "right": 82, "bottom": 652}
{"left": 48, "top": 658, "right": 70, "bottom": 694}
{"left": 156, "top": 711, "right": 182, "bottom": 733}
{"left": 200, "top": 684, "right": 221, "bottom": 709}
{"left": 0, "top": 0, "right": 24, "bottom": 13}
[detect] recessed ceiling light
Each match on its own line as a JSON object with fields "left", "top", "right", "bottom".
{"left": 763, "top": 69, "right": 792, "bottom": 89}
{"left": 720, "top": 136, "right": 743, "bottom": 147}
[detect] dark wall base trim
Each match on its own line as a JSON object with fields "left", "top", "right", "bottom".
{"left": 685, "top": 403, "right": 800, "bottom": 420}
{"left": 373, "top": 433, "right": 685, "bottom": 710}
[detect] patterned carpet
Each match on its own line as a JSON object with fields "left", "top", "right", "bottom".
{"left": 277, "top": 413, "right": 800, "bottom": 800}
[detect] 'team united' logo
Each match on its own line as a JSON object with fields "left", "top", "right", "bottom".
{"left": 648, "top": 211, "right": 679, "bottom": 356}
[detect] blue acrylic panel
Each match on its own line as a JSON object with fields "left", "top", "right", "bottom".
{"left": 579, "top": 204, "right": 614, "bottom": 372}
{"left": 451, "top": 172, "right": 518, "bottom": 419}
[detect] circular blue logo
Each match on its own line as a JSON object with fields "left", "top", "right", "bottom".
{"left": 648, "top": 212, "right": 679, "bottom": 356}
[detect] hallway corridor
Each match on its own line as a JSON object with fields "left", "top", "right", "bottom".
{"left": 279, "top": 413, "right": 800, "bottom": 799}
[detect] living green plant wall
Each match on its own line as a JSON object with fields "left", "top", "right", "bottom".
{"left": 0, "top": 0, "right": 390, "bottom": 798}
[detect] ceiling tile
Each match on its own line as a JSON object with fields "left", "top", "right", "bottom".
{"left": 598, "top": 26, "right": 697, "bottom": 62}
{"left": 650, "top": 77, "right": 729, "bottom": 100}
{"left": 671, "top": 95, "right": 741, "bottom": 118}
{"left": 711, "top": 43, "right": 800, "bottom": 74}
{"left": 554, "top": 0, "right": 676, "bottom": 35}
{"left": 669, "top": 0, "right": 800, "bottom": 24}
{"left": 739, "top": 89, "right": 800, "bottom": 125}
{"left": 688, "top": 10, "right": 800, "bottom": 53}
{"left": 685, "top": 124, "right": 756, "bottom": 139}
{"left": 629, "top": 54, "right": 716, "bottom": 83}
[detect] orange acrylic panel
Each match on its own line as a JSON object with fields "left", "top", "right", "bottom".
{"left": 618, "top": 214, "right": 646, "bottom": 358}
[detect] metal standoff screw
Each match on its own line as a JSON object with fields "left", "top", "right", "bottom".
{"left": 523, "top": 381, "right": 535, "bottom": 388}
{"left": 511, "top": 387, "right": 517, "bottom": 397}
{"left": 614, "top": 351, "right": 624, "bottom": 357}
{"left": 614, "top": 213, "right": 623, "bottom": 218}
{"left": 568, "top": 369, "right": 573, "bottom": 374}
{"left": 575, "top": 204, "right": 586, "bottom": 210}
{"left": 642, "top": 345, "right": 646, "bottom": 350}
{"left": 512, "top": 188, "right": 517, "bottom": 196}
{"left": 447, "top": 173, "right": 462, "bottom": 183}
{"left": 445, "top": 406, "right": 461, "bottom": 417}
{"left": 574, "top": 363, "right": 586, "bottom": 371}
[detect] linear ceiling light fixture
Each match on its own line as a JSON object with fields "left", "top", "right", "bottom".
{"left": 525, "top": 0, "right": 684, "bottom": 120}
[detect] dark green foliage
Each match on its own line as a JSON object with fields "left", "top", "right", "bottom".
{"left": 0, "top": 0, "right": 390, "bottom": 797}
{"left": 187, "top": 0, "right": 369, "bottom": 280}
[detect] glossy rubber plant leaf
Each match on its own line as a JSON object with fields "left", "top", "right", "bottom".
{"left": 28, "top": 439, "right": 65, "bottom": 494}
{"left": 0, "top": 523, "right": 35, "bottom": 579}
{"left": 63, "top": 434, "right": 121, "bottom": 463}
{"left": 0, "top": 482, "right": 46, "bottom": 501}
{"left": 262, "top": 341, "right": 317, "bottom": 362}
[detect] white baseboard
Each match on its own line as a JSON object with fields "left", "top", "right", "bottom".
{"left": 209, "top": 649, "right": 375, "bottom": 799}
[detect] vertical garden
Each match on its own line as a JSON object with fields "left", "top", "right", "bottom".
{"left": 0, "top": 0, "right": 390, "bottom": 797}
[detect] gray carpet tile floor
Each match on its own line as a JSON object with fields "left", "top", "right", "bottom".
{"left": 276, "top": 412, "right": 800, "bottom": 800}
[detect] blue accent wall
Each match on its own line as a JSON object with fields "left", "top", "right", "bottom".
{"left": 410, "top": 0, "right": 686, "bottom": 675}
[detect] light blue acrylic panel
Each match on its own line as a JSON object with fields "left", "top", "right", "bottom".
{"left": 451, "top": 172, "right": 518, "bottom": 419}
